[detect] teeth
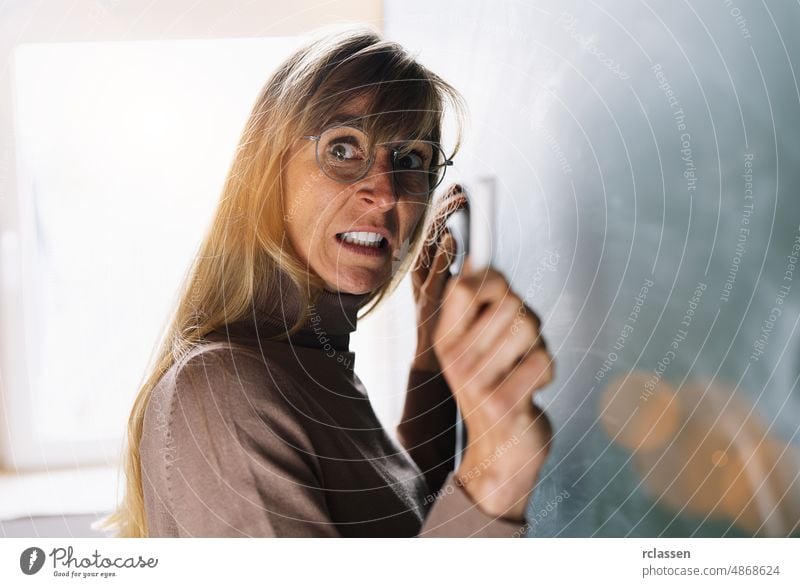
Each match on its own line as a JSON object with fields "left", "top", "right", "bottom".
{"left": 339, "top": 231, "right": 384, "bottom": 248}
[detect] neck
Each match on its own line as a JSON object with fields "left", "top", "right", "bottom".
{"left": 213, "top": 271, "right": 372, "bottom": 353}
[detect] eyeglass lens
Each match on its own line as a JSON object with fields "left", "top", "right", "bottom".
{"left": 317, "top": 126, "right": 445, "bottom": 195}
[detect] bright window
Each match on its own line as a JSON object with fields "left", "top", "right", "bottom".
{"left": 3, "top": 37, "right": 310, "bottom": 470}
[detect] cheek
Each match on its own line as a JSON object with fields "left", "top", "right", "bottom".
{"left": 287, "top": 186, "right": 354, "bottom": 277}
{"left": 283, "top": 161, "right": 330, "bottom": 256}
{"left": 285, "top": 167, "right": 320, "bottom": 221}
{"left": 399, "top": 199, "right": 429, "bottom": 241}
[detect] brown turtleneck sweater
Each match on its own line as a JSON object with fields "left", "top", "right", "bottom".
{"left": 140, "top": 277, "right": 525, "bottom": 537}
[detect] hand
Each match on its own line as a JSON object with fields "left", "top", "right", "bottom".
{"left": 432, "top": 261, "right": 554, "bottom": 521}
{"left": 410, "top": 184, "right": 467, "bottom": 372}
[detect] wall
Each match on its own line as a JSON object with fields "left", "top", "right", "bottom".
{"left": 0, "top": 0, "right": 382, "bottom": 538}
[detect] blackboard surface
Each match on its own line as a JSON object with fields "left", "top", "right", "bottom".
{"left": 387, "top": 0, "right": 800, "bottom": 537}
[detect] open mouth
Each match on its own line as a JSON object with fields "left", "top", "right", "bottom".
{"left": 335, "top": 232, "right": 389, "bottom": 257}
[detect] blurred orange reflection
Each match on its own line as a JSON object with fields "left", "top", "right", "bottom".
{"left": 600, "top": 372, "right": 800, "bottom": 536}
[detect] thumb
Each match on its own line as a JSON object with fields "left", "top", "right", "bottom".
{"left": 462, "top": 255, "right": 473, "bottom": 275}
{"left": 424, "top": 233, "right": 455, "bottom": 296}
{"left": 432, "top": 231, "right": 457, "bottom": 275}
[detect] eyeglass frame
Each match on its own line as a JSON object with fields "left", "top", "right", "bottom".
{"left": 300, "top": 124, "right": 454, "bottom": 197}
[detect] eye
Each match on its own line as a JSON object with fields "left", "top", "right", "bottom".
{"left": 327, "top": 138, "right": 366, "bottom": 162}
{"left": 394, "top": 149, "right": 426, "bottom": 171}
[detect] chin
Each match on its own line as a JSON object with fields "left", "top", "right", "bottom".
{"left": 327, "top": 268, "right": 388, "bottom": 295}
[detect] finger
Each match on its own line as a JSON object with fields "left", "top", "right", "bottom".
{"left": 462, "top": 255, "right": 473, "bottom": 275}
{"left": 426, "top": 186, "right": 466, "bottom": 257}
{"left": 411, "top": 260, "right": 426, "bottom": 294}
{"left": 517, "top": 404, "right": 554, "bottom": 463}
{"left": 478, "top": 326, "right": 550, "bottom": 392}
{"left": 465, "top": 302, "right": 545, "bottom": 390}
{"left": 429, "top": 231, "right": 456, "bottom": 279}
{"left": 448, "top": 292, "right": 520, "bottom": 366}
{"left": 414, "top": 188, "right": 464, "bottom": 282}
{"left": 412, "top": 230, "right": 442, "bottom": 288}
{"left": 462, "top": 254, "right": 488, "bottom": 277}
{"left": 455, "top": 276, "right": 542, "bottom": 336}
{"left": 452, "top": 301, "right": 519, "bottom": 389}
{"left": 435, "top": 269, "right": 509, "bottom": 350}
{"left": 437, "top": 184, "right": 467, "bottom": 224}
{"left": 462, "top": 351, "right": 553, "bottom": 424}
{"left": 465, "top": 293, "right": 527, "bottom": 353}
{"left": 499, "top": 348, "right": 555, "bottom": 400}
{"left": 419, "top": 232, "right": 454, "bottom": 303}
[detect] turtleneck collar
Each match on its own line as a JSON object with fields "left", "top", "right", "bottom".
{"left": 211, "top": 270, "right": 372, "bottom": 354}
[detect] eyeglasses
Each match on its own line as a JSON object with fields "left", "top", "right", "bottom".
{"left": 301, "top": 124, "right": 453, "bottom": 197}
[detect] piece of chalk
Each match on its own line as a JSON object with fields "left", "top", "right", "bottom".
{"left": 468, "top": 175, "right": 496, "bottom": 271}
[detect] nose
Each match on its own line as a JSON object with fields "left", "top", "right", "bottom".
{"left": 355, "top": 147, "right": 396, "bottom": 207}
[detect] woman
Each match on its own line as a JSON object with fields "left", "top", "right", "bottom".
{"left": 101, "top": 25, "right": 553, "bottom": 538}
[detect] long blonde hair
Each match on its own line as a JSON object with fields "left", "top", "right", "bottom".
{"left": 98, "top": 24, "right": 467, "bottom": 537}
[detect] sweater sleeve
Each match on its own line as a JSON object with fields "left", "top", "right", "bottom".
{"left": 146, "top": 349, "right": 339, "bottom": 537}
{"left": 418, "top": 472, "right": 528, "bottom": 537}
{"left": 144, "top": 349, "right": 526, "bottom": 538}
{"left": 397, "top": 368, "right": 458, "bottom": 494}
{"left": 398, "top": 369, "right": 527, "bottom": 537}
